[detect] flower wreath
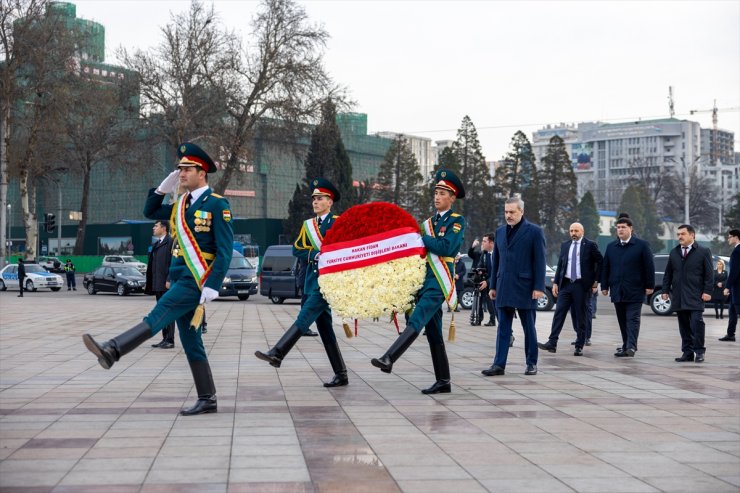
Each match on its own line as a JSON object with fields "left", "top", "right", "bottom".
{"left": 317, "top": 202, "right": 427, "bottom": 320}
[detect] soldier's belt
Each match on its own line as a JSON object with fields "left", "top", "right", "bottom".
{"left": 172, "top": 249, "right": 215, "bottom": 260}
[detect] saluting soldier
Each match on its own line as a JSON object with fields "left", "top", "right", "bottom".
{"left": 371, "top": 169, "right": 466, "bottom": 394}
{"left": 83, "top": 142, "right": 234, "bottom": 416}
{"left": 255, "top": 178, "right": 348, "bottom": 387}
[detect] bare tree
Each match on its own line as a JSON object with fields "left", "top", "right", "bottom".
{"left": 660, "top": 163, "right": 718, "bottom": 230}
{"left": 1, "top": 0, "right": 79, "bottom": 259}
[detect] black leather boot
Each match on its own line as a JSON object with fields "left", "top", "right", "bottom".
{"left": 323, "top": 340, "right": 348, "bottom": 387}
{"left": 181, "top": 360, "right": 217, "bottom": 415}
{"left": 254, "top": 324, "right": 302, "bottom": 368}
{"left": 82, "top": 321, "right": 152, "bottom": 369}
{"left": 422, "top": 342, "right": 451, "bottom": 394}
{"left": 371, "top": 326, "right": 419, "bottom": 373}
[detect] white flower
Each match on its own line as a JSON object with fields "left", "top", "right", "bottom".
{"left": 319, "top": 256, "right": 426, "bottom": 319}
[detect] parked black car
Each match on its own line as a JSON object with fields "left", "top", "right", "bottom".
{"left": 457, "top": 254, "right": 556, "bottom": 311}
{"left": 259, "top": 245, "right": 301, "bottom": 304}
{"left": 647, "top": 254, "right": 730, "bottom": 315}
{"left": 84, "top": 266, "right": 146, "bottom": 296}
{"left": 219, "top": 250, "right": 258, "bottom": 301}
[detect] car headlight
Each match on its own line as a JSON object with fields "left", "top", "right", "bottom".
{"left": 223, "top": 276, "right": 231, "bottom": 283}
{"left": 128, "top": 280, "right": 135, "bottom": 285}
{"left": 251, "top": 276, "right": 258, "bottom": 283}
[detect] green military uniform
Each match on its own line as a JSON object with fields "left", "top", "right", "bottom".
{"left": 372, "top": 169, "right": 466, "bottom": 395}
{"left": 293, "top": 213, "right": 338, "bottom": 341}
{"left": 255, "top": 178, "right": 348, "bottom": 387}
{"left": 83, "top": 142, "right": 232, "bottom": 416}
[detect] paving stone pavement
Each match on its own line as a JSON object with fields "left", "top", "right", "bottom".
{"left": 0, "top": 289, "right": 739, "bottom": 493}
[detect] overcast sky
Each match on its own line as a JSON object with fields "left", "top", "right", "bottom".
{"left": 74, "top": 0, "right": 740, "bottom": 160}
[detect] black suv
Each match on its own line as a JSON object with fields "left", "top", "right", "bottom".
{"left": 458, "top": 254, "right": 555, "bottom": 311}
{"left": 259, "top": 245, "right": 301, "bottom": 304}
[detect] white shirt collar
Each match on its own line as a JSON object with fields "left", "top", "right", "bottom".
{"left": 317, "top": 212, "right": 330, "bottom": 222}
{"left": 436, "top": 209, "right": 451, "bottom": 218}
{"left": 621, "top": 236, "right": 632, "bottom": 244}
{"left": 188, "top": 185, "right": 209, "bottom": 204}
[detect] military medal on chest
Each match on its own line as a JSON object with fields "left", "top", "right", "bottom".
{"left": 193, "top": 210, "right": 212, "bottom": 232}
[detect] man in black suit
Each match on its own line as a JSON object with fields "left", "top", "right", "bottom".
{"left": 17, "top": 258, "right": 25, "bottom": 297}
{"left": 538, "top": 223, "right": 603, "bottom": 356}
{"left": 146, "top": 220, "right": 175, "bottom": 349}
{"left": 601, "top": 214, "right": 655, "bottom": 358}
{"left": 469, "top": 234, "right": 496, "bottom": 326}
{"left": 720, "top": 229, "right": 740, "bottom": 342}
{"left": 661, "top": 224, "right": 713, "bottom": 362}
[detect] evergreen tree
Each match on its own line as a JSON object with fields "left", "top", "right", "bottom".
{"left": 495, "top": 130, "right": 540, "bottom": 223}
{"left": 577, "top": 191, "right": 601, "bottom": 241}
{"left": 538, "top": 136, "right": 578, "bottom": 260}
{"left": 376, "top": 136, "right": 425, "bottom": 219}
{"left": 282, "top": 98, "right": 355, "bottom": 239}
{"left": 616, "top": 184, "right": 664, "bottom": 252}
{"left": 449, "top": 116, "right": 497, "bottom": 243}
{"left": 725, "top": 192, "right": 740, "bottom": 230}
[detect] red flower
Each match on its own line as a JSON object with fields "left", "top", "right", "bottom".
{"left": 323, "top": 202, "right": 420, "bottom": 246}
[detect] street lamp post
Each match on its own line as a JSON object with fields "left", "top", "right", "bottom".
{"left": 6, "top": 203, "right": 10, "bottom": 264}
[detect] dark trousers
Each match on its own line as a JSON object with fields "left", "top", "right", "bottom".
{"left": 18, "top": 276, "right": 24, "bottom": 296}
{"left": 585, "top": 291, "right": 597, "bottom": 339}
{"left": 155, "top": 291, "right": 175, "bottom": 344}
{"left": 677, "top": 310, "right": 705, "bottom": 355}
{"left": 547, "top": 279, "right": 587, "bottom": 348}
{"left": 494, "top": 307, "right": 537, "bottom": 368}
{"left": 475, "top": 288, "right": 496, "bottom": 322}
{"left": 614, "top": 301, "right": 642, "bottom": 351}
{"left": 713, "top": 301, "right": 725, "bottom": 319}
{"left": 295, "top": 291, "right": 336, "bottom": 343}
{"left": 66, "top": 272, "right": 76, "bottom": 288}
{"left": 726, "top": 303, "right": 738, "bottom": 336}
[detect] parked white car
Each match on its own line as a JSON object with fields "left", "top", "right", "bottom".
{"left": 101, "top": 255, "right": 147, "bottom": 274}
{"left": 0, "top": 263, "right": 64, "bottom": 292}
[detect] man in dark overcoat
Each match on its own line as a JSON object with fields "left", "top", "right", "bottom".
{"left": 719, "top": 229, "right": 740, "bottom": 341}
{"left": 662, "top": 224, "right": 714, "bottom": 362}
{"left": 146, "top": 220, "right": 175, "bottom": 349}
{"left": 600, "top": 214, "right": 654, "bottom": 357}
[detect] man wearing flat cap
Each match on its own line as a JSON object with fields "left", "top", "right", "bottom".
{"left": 255, "top": 178, "right": 349, "bottom": 388}
{"left": 83, "top": 142, "right": 233, "bottom": 416}
{"left": 371, "top": 169, "right": 466, "bottom": 395}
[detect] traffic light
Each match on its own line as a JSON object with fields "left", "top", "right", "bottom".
{"left": 45, "top": 213, "right": 56, "bottom": 233}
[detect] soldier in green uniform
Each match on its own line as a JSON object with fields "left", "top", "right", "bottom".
{"left": 372, "top": 169, "right": 466, "bottom": 394}
{"left": 82, "top": 142, "right": 234, "bottom": 416}
{"left": 255, "top": 178, "right": 348, "bottom": 387}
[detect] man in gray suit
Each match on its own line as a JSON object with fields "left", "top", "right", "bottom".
{"left": 661, "top": 224, "right": 713, "bottom": 363}
{"left": 483, "top": 197, "right": 546, "bottom": 376}
{"left": 146, "top": 220, "right": 175, "bottom": 349}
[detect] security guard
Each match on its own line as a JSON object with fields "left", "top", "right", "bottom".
{"left": 255, "top": 178, "right": 348, "bottom": 387}
{"left": 83, "top": 142, "right": 234, "bottom": 416}
{"left": 371, "top": 169, "right": 466, "bottom": 394}
{"left": 64, "top": 259, "right": 76, "bottom": 291}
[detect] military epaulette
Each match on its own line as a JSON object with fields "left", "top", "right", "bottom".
{"left": 211, "top": 193, "right": 224, "bottom": 199}
{"left": 332, "top": 214, "right": 339, "bottom": 219}
{"left": 450, "top": 213, "right": 461, "bottom": 218}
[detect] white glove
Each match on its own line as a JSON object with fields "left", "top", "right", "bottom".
{"left": 199, "top": 287, "right": 219, "bottom": 304}
{"left": 156, "top": 170, "right": 181, "bottom": 195}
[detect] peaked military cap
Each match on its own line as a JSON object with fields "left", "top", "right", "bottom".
{"left": 310, "top": 177, "right": 340, "bottom": 202}
{"left": 177, "top": 142, "right": 217, "bottom": 173}
{"left": 434, "top": 168, "right": 465, "bottom": 199}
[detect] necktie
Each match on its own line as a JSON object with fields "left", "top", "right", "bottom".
{"left": 682, "top": 246, "right": 688, "bottom": 259}
{"left": 185, "top": 194, "right": 192, "bottom": 209}
{"left": 317, "top": 217, "right": 322, "bottom": 226}
{"left": 570, "top": 241, "right": 579, "bottom": 280}
{"left": 435, "top": 213, "right": 441, "bottom": 223}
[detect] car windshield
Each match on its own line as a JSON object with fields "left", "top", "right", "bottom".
{"left": 112, "top": 266, "right": 142, "bottom": 277}
{"left": 120, "top": 256, "right": 140, "bottom": 263}
{"left": 24, "top": 264, "right": 46, "bottom": 273}
{"left": 230, "top": 256, "right": 254, "bottom": 269}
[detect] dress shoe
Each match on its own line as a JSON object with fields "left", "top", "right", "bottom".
{"left": 525, "top": 365, "right": 538, "bottom": 375}
{"left": 615, "top": 350, "right": 630, "bottom": 358}
{"left": 151, "top": 340, "right": 165, "bottom": 348}
{"left": 570, "top": 340, "right": 577, "bottom": 345}
{"left": 719, "top": 335, "right": 735, "bottom": 341}
{"left": 324, "top": 372, "right": 349, "bottom": 387}
{"left": 481, "top": 365, "right": 505, "bottom": 376}
{"left": 305, "top": 329, "right": 319, "bottom": 337}
{"left": 180, "top": 397, "right": 217, "bottom": 415}
{"left": 675, "top": 352, "right": 694, "bottom": 362}
{"left": 694, "top": 353, "right": 705, "bottom": 363}
{"left": 574, "top": 348, "right": 583, "bottom": 356}
{"left": 421, "top": 380, "right": 451, "bottom": 394}
{"left": 585, "top": 339, "right": 591, "bottom": 346}
{"left": 160, "top": 342, "right": 174, "bottom": 349}
{"left": 614, "top": 347, "right": 625, "bottom": 356}
{"left": 625, "top": 348, "right": 636, "bottom": 357}
{"left": 484, "top": 319, "right": 495, "bottom": 326}
{"left": 509, "top": 335, "right": 515, "bottom": 347}
{"left": 537, "top": 342, "right": 556, "bottom": 353}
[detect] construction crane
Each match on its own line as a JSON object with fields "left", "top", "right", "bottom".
{"left": 668, "top": 86, "right": 675, "bottom": 118}
{"left": 689, "top": 101, "right": 740, "bottom": 165}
